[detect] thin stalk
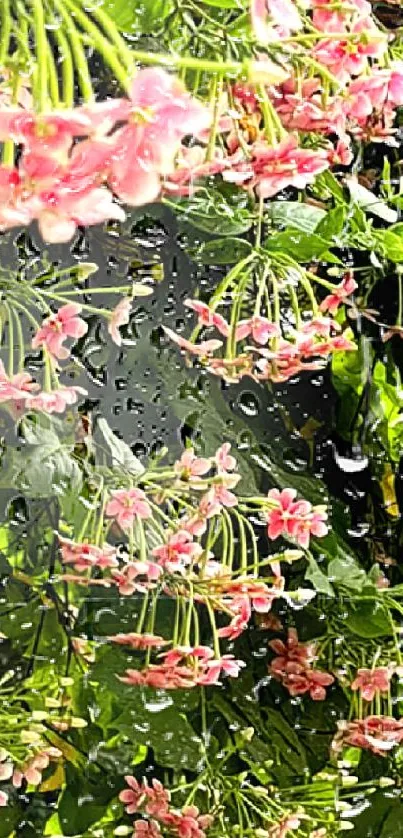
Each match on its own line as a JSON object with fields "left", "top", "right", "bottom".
{"left": 0, "top": 0, "right": 12, "bottom": 65}
{"left": 62, "top": 0, "right": 130, "bottom": 93}
{"left": 2, "top": 301, "right": 14, "bottom": 377}
{"left": 52, "top": 27, "right": 75, "bottom": 108}
{"left": 80, "top": 1, "right": 134, "bottom": 71}
{"left": 46, "top": 35, "right": 60, "bottom": 107}
{"left": 30, "top": 0, "right": 48, "bottom": 110}
{"left": 51, "top": 0, "right": 94, "bottom": 102}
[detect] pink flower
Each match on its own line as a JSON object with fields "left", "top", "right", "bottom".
{"left": 0, "top": 361, "right": 39, "bottom": 405}
{"left": 109, "top": 632, "right": 168, "bottom": 649}
{"left": 198, "top": 655, "right": 245, "bottom": 685}
{"left": 223, "top": 135, "right": 329, "bottom": 198}
{"left": 0, "top": 791, "right": 8, "bottom": 807}
{"left": 164, "top": 326, "right": 223, "bottom": 359}
{"left": 119, "top": 664, "right": 197, "bottom": 690}
{"left": 120, "top": 776, "right": 148, "bottom": 814}
{"left": 268, "top": 815, "right": 302, "bottom": 838}
{"left": 152, "top": 530, "right": 203, "bottom": 573}
{"left": 251, "top": 0, "right": 302, "bottom": 42}
{"left": 320, "top": 272, "right": 358, "bottom": 314}
{"left": 25, "top": 385, "right": 87, "bottom": 414}
{"left": 165, "top": 806, "right": 214, "bottom": 838}
{"left": 336, "top": 716, "right": 403, "bottom": 756}
{"left": 184, "top": 299, "right": 229, "bottom": 337}
{"left": 106, "top": 488, "right": 151, "bottom": 529}
{"left": 133, "top": 820, "right": 162, "bottom": 837}
{"left": 108, "top": 298, "right": 132, "bottom": 345}
{"left": 284, "top": 664, "right": 334, "bottom": 700}
{"left": 109, "top": 69, "right": 211, "bottom": 205}
{"left": 351, "top": 667, "right": 391, "bottom": 702}
{"left": 32, "top": 303, "right": 88, "bottom": 360}
{"left": 36, "top": 186, "right": 126, "bottom": 244}
{"left": 235, "top": 317, "right": 280, "bottom": 345}
{"left": 59, "top": 537, "right": 118, "bottom": 571}
{"left": 0, "top": 108, "right": 92, "bottom": 152}
{"left": 111, "top": 560, "right": 162, "bottom": 595}
{"left": 199, "top": 478, "right": 240, "bottom": 518}
{"left": 215, "top": 443, "right": 237, "bottom": 473}
{"left": 174, "top": 448, "right": 211, "bottom": 480}
{"left": 266, "top": 487, "right": 328, "bottom": 549}
{"left": 269, "top": 628, "right": 316, "bottom": 675}
{"left": 313, "top": 34, "right": 386, "bottom": 85}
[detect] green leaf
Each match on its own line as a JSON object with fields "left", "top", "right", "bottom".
{"left": 347, "top": 177, "right": 398, "bottom": 224}
{"left": 267, "top": 201, "right": 326, "bottom": 233}
{"left": 345, "top": 600, "right": 392, "bottom": 638}
{"left": 327, "top": 557, "right": 368, "bottom": 592}
{"left": 381, "top": 229, "right": 403, "bottom": 263}
{"left": 190, "top": 237, "right": 252, "bottom": 265}
{"left": 102, "top": 0, "right": 174, "bottom": 33}
{"left": 315, "top": 205, "right": 346, "bottom": 241}
{"left": 96, "top": 417, "right": 145, "bottom": 476}
{"left": 306, "top": 556, "right": 335, "bottom": 596}
{"left": 171, "top": 190, "right": 254, "bottom": 236}
{"left": 265, "top": 230, "right": 340, "bottom": 263}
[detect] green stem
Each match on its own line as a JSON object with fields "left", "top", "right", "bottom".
{"left": 0, "top": 0, "right": 12, "bottom": 65}
{"left": 31, "top": 0, "right": 48, "bottom": 110}
{"left": 62, "top": 0, "right": 130, "bottom": 93}
{"left": 51, "top": 0, "right": 94, "bottom": 102}
{"left": 53, "top": 26, "right": 75, "bottom": 108}
{"left": 80, "top": 1, "right": 134, "bottom": 71}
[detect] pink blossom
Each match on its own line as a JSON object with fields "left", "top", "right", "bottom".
{"left": 174, "top": 448, "right": 211, "bottom": 480}
{"left": 198, "top": 654, "right": 245, "bottom": 685}
{"left": 25, "top": 385, "right": 87, "bottom": 414}
{"left": 106, "top": 488, "right": 151, "bottom": 529}
{"left": 283, "top": 663, "right": 334, "bottom": 700}
{"left": 313, "top": 34, "right": 386, "bottom": 85}
{"left": 59, "top": 537, "right": 118, "bottom": 571}
{"left": 164, "top": 327, "right": 223, "bottom": 359}
{"left": 199, "top": 480, "right": 239, "bottom": 518}
{"left": 133, "top": 820, "right": 162, "bottom": 837}
{"left": 223, "top": 135, "right": 329, "bottom": 198}
{"left": 165, "top": 806, "right": 214, "bottom": 838}
{"left": 0, "top": 361, "right": 39, "bottom": 405}
{"left": 0, "top": 108, "right": 92, "bottom": 152}
{"left": 266, "top": 487, "right": 328, "bottom": 549}
{"left": 269, "top": 628, "right": 316, "bottom": 674}
{"left": 36, "top": 186, "right": 126, "bottom": 244}
{"left": 108, "top": 298, "right": 132, "bottom": 345}
{"left": 251, "top": 0, "right": 302, "bottom": 42}
{"left": 119, "top": 663, "right": 197, "bottom": 689}
{"left": 0, "top": 791, "right": 8, "bottom": 806}
{"left": 335, "top": 716, "right": 403, "bottom": 756}
{"left": 32, "top": 303, "right": 88, "bottom": 361}
{"left": 235, "top": 316, "right": 280, "bottom": 345}
{"left": 320, "top": 272, "right": 358, "bottom": 314}
{"left": 184, "top": 299, "right": 229, "bottom": 336}
{"left": 351, "top": 667, "right": 391, "bottom": 702}
{"left": 268, "top": 815, "right": 302, "bottom": 838}
{"left": 109, "top": 69, "right": 211, "bottom": 205}
{"left": 215, "top": 443, "right": 237, "bottom": 473}
{"left": 109, "top": 632, "right": 168, "bottom": 649}
{"left": 152, "top": 530, "right": 203, "bottom": 573}
{"left": 111, "top": 560, "right": 162, "bottom": 596}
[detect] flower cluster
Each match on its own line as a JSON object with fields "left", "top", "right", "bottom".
{"left": 59, "top": 443, "right": 326, "bottom": 690}
{"left": 168, "top": 295, "right": 357, "bottom": 385}
{"left": 334, "top": 716, "right": 403, "bottom": 757}
{"left": 0, "top": 68, "right": 210, "bottom": 243}
{"left": 119, "top": 777, "right": 214, "bottom": 838}
{"left": 269, "top": 629, "right": 334, "bottom": 700}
